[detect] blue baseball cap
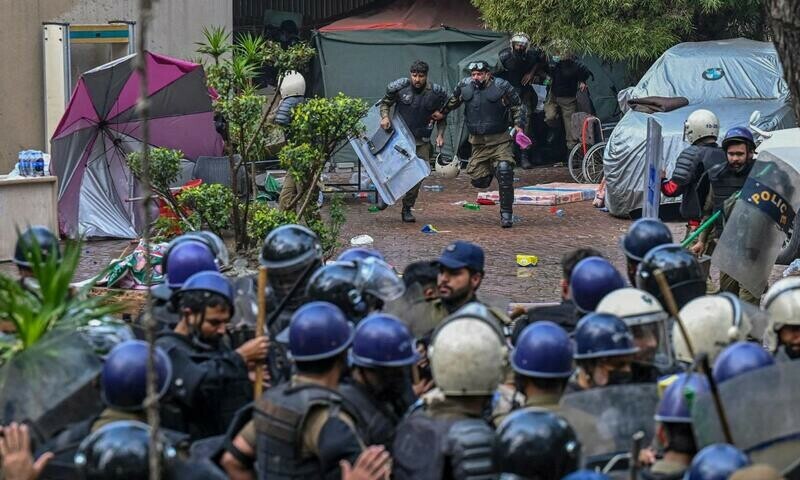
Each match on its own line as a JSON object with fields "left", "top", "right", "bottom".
{"left": 437, "top": 241, "right": 485, "bottom": 272}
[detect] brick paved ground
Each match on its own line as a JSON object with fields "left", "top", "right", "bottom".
{"left": 1, "top": 165, "right": 784, "bottom": 303}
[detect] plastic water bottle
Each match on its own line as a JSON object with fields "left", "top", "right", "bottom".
{"left": 555, "top": 209, "right": 566, "bottom": 218}
{"left": 20, "top": 151, "right": 31, "bottom": 177}
{"left": 463, "top": 202, "right": 480, "bottom": 210}
{"left": 16, "top": 151, "right": 25, "bottom": 177}
{"left": 424, "top": 185, "right": 444, "bottom": 192}
{"left": 34, "top": 151, "right": 45, "bottom": 176}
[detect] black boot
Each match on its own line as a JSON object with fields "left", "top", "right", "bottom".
{"left": 519, "top": 148, "right": 534, "bottom": 170}
{"left": 496, "top": 160, "right": 515, "bottom": 228}
{"left": 401, "top": 206, "right": 416, "bottom": 223}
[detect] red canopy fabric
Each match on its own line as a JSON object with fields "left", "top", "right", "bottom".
{"left": 320, "top": 0, "right": 486, "bottom": 32}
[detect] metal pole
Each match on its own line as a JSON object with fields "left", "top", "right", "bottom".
{"left": 255, "top": 266, "right": 268, "bottom": 399}
{"left": 653, "top": 269, "right": 696, "bottom": 360}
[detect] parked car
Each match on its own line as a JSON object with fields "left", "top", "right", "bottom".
{"left": 603, "top": 38, "right": 796, "bottom": 217}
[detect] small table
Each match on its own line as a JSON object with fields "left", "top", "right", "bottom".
{"left": 0, "top": 175, "right": 59, "bottom": 262}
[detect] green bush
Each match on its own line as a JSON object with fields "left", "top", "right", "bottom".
{"left": 126, "top": 147, "right": 182, "bottom": 189}
{"left": 247, "top": 203, "right": 299, "bottom": 245}
{"left": 178, "top": 183, "right": 234, "bottom": 237}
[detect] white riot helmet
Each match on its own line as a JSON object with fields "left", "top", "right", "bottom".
{"left": 673, "top": 293, "right": 767, "bottom": 364}
{"left": 596, "top": 288, "right": 672, "bottom": 366}
{"left": 683, "top": 109, "right": 720, "bottom": 144}
{"left": 510, "top": 32, "right": 530, "bottom": 50}
{"left": 762, "top": 277, "right": 800, "bottom": 352}
{"left": 434, "top": 153, "right": 460, "bottom": 179}
{"left": 429, "top": 313, "right": 506, "bottom": 396}
{"left": 279, "top": 71, "right": 306, "bottom": 98}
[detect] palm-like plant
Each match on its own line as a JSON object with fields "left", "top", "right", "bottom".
{"left": 196, "top": 25, "right": 231, "bottom": 64}
{"left": 0, "top": 235, "right": 123, "bottom": 363}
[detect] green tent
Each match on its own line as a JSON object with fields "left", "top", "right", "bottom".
{"left": 312, "top": 0, "right": 630, "bottom": 167}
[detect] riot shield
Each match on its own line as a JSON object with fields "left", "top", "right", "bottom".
{"left": 713, "top": 148, "right": 800, "bottom": 295}
{"left": 559, "top": 384, "right": 659, "bottom": 460}
{"left": 692, "top": 361, "right": 800, "bottom": 474}
{"left": 0, "top": 331, "right": 102, "bottom": 436}
{"left": 383, "top": 283, "right": 448, "bottom": 338}
{"left": 349, "top": 103, "right": 431, "bottom": 205}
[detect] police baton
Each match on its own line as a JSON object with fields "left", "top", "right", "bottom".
{"left": 653, "top": 269, "right": 696, "bottom": 359}
{"left": 696, "top": 353, "right": 735, "bottom": 445}
{"left": 629, "top": 430, "right": 645, "bottom": 480}
{"left": 255, "top": 266, "right": 268, "bottom": 400}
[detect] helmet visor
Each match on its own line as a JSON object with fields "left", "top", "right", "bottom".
{"left": 631, "top": 320, "right": 672, "bottom": 368}
{"left": 356, "top": 257, "right": 406, "bottom": 302}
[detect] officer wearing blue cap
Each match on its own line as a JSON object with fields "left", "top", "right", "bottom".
{"left": 493, "top": 321, "right": 574, "bottom": 426}
{"left": 684, "top": 444, "right": 750, "bottom": 480}
{"left": 712, "top": 342, "right": 775, "bottom": 384}
{"left": 222, "top": 302, "right": 365, "bottom": 480}
{"left": 641, "top": 373, "right": 710, "bottom": 479}
{"left": 339, "top": 314, "right": 418, "bottom": 449}
{"left": 156, "top": 271, "right": 267, "bottom": 439}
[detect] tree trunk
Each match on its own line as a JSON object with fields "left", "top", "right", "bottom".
{"left": 766, "top": 0, "right": 800, "bottom": 123}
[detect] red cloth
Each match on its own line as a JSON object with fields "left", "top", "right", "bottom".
{"left": 661, "top": 179, "right": 682, "bottom": 197}
{"left": 320, "top": 0, "right": 484, "bottom": 31}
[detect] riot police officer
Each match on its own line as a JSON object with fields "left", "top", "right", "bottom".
{"left": 763, "top": 277, "right": 800, "bottom": 361}
{"left": 493, "top": 321, "right": 574, "bottom": 426}
{"left": 660, "top": 109, "right": 726, "bottom": 233}
{"left": 642, "top": 373, "right": 710, "bottom": 479}
{"left": 569, "top": 256, "right": 625, "bottom": 314}
{"left": 493, "top": 409, "right": 581, "bottom": 479}
{"left": 440, "top": 60, "right": 526, "bottom": 228}
{"left": 568, "top": 313, "right": 639, "bottom": 392}
{"left": 339, "top": 313, "right": 418, "bottom": 449}
{"left": 12, "top": 225, "right": 61, "bottom": 280}
{"left": 246, "top": 302, "right": 363, "bottom": 480}
{"left": 148, "top": 237, "right": 219, "bottom": 332}
{"left": 157, "top": 271, "right": 267, "bottom": 439}
{"left": 260, "top": 224, "right": 324, "bottom": 383}
{"left": 684, "top": 444, "right": 750, "bottom": 480}
{"left": 596, "top": 288, "right": 673, "bottom": 382}
{"left": 694, "top": 127, "right": 758, "bottom": 303}
{"left": 304, "top": 257, "right": 405, "bottom": 323}
{"left": 636, "top": 244, "right": 706, "bottom": 311}
{"left": 672, "top": 293, "right": 765, "bottom": 366}
{"left": 378, "top": 60, "right": 448, "bottom": 223}
{"left": 497, "top": 32, "right": 547, "bottom": 169}
{"left": 275, "top": 72, "right": 311, "bottom": 213}
{"left": 621, "top": 218, "right": 674, "bottom": 285}
{"left": 392, "top": 310, "right": 506, "bottom": 479}
{"left": 712, "top": 342, "right": 775, "bottom": 384}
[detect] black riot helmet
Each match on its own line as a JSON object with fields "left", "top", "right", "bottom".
{"left": 305, "top": 259, "right": 405, "bottom": 322}
{"left": 74, "top": 421, "right": 177, "bottom": 480}
{"left": 13, "top": 225, "right": 60, "bottom": 269}
{"left": 260, "top": 224, "right": 323, "bottom": 298}
{"left": 493, "top": 409, "right": 581, "bottom": 479}
{"left": 636, "top": 244, "right": 705, "bottom": 311}
{"left": 621, "top": 218, "right": 674, "bottom": 263}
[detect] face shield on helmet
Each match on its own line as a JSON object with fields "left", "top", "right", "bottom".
{"left": 763, "top": 277, "right": 800, "bottom": 353}
{"left": 354, "top": 257, "right": 406, "bottom": 304}
{"left": 595, "top": 288, "right": 672, "bottom": 368}
{"left": 434, "top": 152, "right": 460, "bottom": 179}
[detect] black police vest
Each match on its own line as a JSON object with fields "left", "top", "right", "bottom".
{"left": 674, "top": 144, "right": 725, "bottom": 219}
{"left": 709, "top": 162, "right": 751, "bottom": 213}
{"left": 392, "top": 408, "right": 495, "bottom": 480}
{"left": 275, "top": 96, "right": 305, "bottom": 128}
{"left": 254, "top": 382, "right": 358, "bottom": 480}
{"left": 394, "top": 83, "right": 447, "bottom": 139}
{"left": 338, "top": 380, "right": 399, "bottom": 449}
{"left": 460, "top": 78, "right": 511, "bottom": 136}
{"left": 498, "top": 48, "right": 538, "bottom": 88}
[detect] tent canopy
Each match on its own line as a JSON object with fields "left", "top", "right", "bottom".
{"left": 314, "top": 0, "right": 629, "bottom": 167}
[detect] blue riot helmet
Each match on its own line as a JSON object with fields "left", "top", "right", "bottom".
{"left": 511, "top": 321, "right": 574, "bottom": 378}
{"left": 337, "top": 247, "right": 385, "bottom": 263}
{"left": 685, "top": 444, "right": 750, "bottom": 480}
{"left": 712, "top": 341, "right": 775, "bottom": 384}
{"left": 174, "top": 270, "right": 235, "bottom": 314}
{"left": 287, "top": 301, "right": 354, "bottom": 361}
{"left": 721, "top": 127, "right": 756, "bottom": 151}
{"left": 570, "top": 257, "right": 625, "bottom": 313}
{"left": 621, "top": 218, "right": 674, "bottom": 263}
{"left": 163, "top": 240, "right": 218, "bottom": 289}
{"left": 563, "top": 471, "right": 611, "bottom": 480}
{"left": 654, "top": 373, "right": 710, "bottom": 423}
{"left": 573, "top": 313, "right": 639, "bottom": 360}
{"left": 101, "top": 340, "right": 172, "bottom": 411}
{"left": 350, "top": 313, "right": 418, "bottom": 367}
{"left": 494, "top": 409, "right": 581, "bottom": 479}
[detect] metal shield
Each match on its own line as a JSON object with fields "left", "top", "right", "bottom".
{"left": 350, "top": 103, "right": 431, "bottom": 205}
{"left": 559, "top": 384, "right": 660, "bottom": 458}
